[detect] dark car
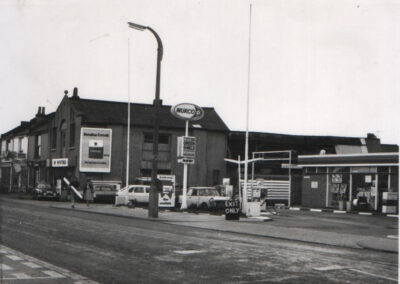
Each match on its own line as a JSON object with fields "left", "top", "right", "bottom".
{"left": 33, "top": 183, "right": 59, "bottom": 201}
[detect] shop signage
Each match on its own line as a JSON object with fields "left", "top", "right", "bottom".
{"left": 157, "top": 175, "right": 176, "bottom": 208}
{"left": 79, "top": 128, "right": 112, "bottom": 173}
{"left": 170, "top": 103, "right": 204, "bottom": 121}
{"left": 52, "top": 158, "right": 68, "bottom": 167}
{"left": 177, "top": 158, "right": 195, "bottom": 164}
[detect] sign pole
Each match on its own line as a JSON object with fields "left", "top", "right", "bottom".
{"left": 180, "top": 120, "right": 189, "bottom": 210}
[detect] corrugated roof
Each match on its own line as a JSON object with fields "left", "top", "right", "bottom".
{"left": 69, "top": 98, "right": 229, "bottom": 132}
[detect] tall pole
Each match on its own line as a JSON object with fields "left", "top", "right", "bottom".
{"left": 128, "top": 22, "right": 163, "bottom": 218}
{"left": 180, "top": 120, "right": 189, "bottom": 210}
{"left": 126, "top": 38, "right": 131, "bottom": 187}
{"left": 243, "top": 4, "right": 253, "bottom": 214}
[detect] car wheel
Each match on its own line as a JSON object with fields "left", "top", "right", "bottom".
{"left": 200, "top": 202, "right": 208, "bottom": 210}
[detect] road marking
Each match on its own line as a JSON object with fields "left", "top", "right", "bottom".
{"left": 333, "top": 210, "right": 346, "bottom": 214}
{"left": 174, "top": 250, "right": 205, "bottom": 255}
{"left": 358, "top": 212, "right": 372, "bottom": 215}
{"left": 310, "top": 209, "right": 322, "bottom": 212}
{"left": 12, "top": 272, "right": 31, "bottom": 279}
{"left": 387, "top": 235, "right": 398, "bottom": 239}
{"left": 289, "top": 207, "right": 300, "bottom": 211}
{"left": 6, "top": 255, "right": 23, "bottom": 261}
{"left": 42, "top": 270, "right": 66, "bottom": 278}
{"left": 0, "top": 249, "right": 9, "bottom": 254}
{"left": 387, "top": 214, "right": 398, "bottom": 218}
{"left": 313, "top": 265, "right": 346, "bottom": 271}
{"left": 22, "top": 261, "right": 42, "bottom": 268}
{"left": 350, "top": 268, "right": 398, "bottom": 282}
{"left": 1, "top": 264, "right": 13, "bottom": 270}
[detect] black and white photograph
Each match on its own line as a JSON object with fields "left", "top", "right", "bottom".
{"left": 0, "top": 0, "right": 398, "bottom": 283}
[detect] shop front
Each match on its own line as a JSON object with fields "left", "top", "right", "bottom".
{"left": 298, "top": 153, "right": 398, "bottom": 213}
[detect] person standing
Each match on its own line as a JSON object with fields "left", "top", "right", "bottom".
{"left": 83, "top": 178, "right": 94, "bottom": 207}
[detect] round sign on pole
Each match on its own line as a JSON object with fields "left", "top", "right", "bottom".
{"left": 170, "top": 103, "right": 204, "bottom": 121}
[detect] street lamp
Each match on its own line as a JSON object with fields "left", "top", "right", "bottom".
{"left": 128, "top": 21, "right": 163, "bottom": 218}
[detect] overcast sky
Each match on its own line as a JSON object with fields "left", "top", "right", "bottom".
{"left": 1, "top": 0, "right": 399, "bottom": 145}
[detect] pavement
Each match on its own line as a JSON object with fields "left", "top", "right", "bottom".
{"left": 43, "top": 200, "right": 398, "bottom": 254}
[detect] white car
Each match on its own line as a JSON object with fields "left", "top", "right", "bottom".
{"left": 179, "top": 187, "right": 230, "bottom": 210}
{"left": 118, "top": 185, "right": 150, "bottom": 204}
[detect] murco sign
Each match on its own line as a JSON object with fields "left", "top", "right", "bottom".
{"left": 170, "top": 103, "right": 204, "bottom": 121}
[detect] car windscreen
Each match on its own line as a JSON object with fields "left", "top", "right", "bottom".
{"left": 198, "top": 188, "right": 219, "bottom": 196}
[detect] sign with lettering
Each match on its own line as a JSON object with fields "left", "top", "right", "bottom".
{"left": 52, "top": 158, "right": 68, "bottom": 167}
{"left": 170, "top": 103, "right": 204, "bottom": 121}
{"left": 225, "top": 199, "right": 240, "bottom": 220}
{"left": 79, "top": 128, "right": 112, "bottom": 172}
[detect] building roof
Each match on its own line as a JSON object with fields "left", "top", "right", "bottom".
{"left": 69, "top": 97, "right": 229, "bottom": 132}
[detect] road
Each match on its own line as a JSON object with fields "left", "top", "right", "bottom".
{"left": 0, "top": 198, "right": 397, "bottom": 283}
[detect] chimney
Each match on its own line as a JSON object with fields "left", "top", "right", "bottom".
{"left": 36, "top": 106, "right": 45, "bottom": 119}
{"left": 41, "top": 107, "right": 45, "bottom": 115}
{"left": 72, "top": 87, "right": 79, "bottom": 99}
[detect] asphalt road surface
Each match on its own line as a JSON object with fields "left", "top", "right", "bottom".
{"left": 1, "top": 199, "right": 397, "bottom": 283}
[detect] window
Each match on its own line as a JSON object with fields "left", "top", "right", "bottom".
{"left": 143, "top": 133, "right": 170, "bottom": 144}
{"left": 134, "top": 187, "right": 144, "bottom": 193}
{"left": 51, "top": 127, "right": 57, "bottom": 149}
{"left": 69, "top": 123, "right": 75, "bottom": 147}
{"left": 35, "top": 135, "right": 41, "bottom": 158}
{"left": 18, "top": 137, "right": 23, "bottom": 153}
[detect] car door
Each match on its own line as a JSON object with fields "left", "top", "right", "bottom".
{"left": 134, "top": 187, "right": 145, "bottom": 203}
{"left": 187, "top": 188, "right": 197, "bottom": 207}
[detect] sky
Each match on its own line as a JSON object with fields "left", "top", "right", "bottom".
{"left": 0, "top": 0, "right": 399, "bottom": 145}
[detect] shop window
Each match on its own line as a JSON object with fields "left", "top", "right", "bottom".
{"left": 69, "top": 123, "right": 75, "bottom": 147}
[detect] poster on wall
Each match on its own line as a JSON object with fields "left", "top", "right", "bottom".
{"left": 79, "top": 128, "right": 112, "bottom": 172}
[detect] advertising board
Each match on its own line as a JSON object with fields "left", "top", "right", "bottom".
{"left": 79, "top": 128, "right": 112, "bottom": 173}
{"left": 170, "top": 103, "right": 204, "bottom": 121}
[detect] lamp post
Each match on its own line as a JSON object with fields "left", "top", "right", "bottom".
{"left": 128, "top": 21, "right": 163, "bottom": 218}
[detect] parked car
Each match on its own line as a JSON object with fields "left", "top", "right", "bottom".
{"left": 87, "top": 180, "right": 121, "bottom": 202}
{"left": 33, "top": 183, "right": 59, "bottom": 201}
{"left": 117, "top": 185, "right": 150, "bottom": 204}
{"left": 178, "top": 187, "right": 230, "bottom": 210}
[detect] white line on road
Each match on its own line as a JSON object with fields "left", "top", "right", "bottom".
{"left": 310, "top": 209, "right": 322, "bottom": 212}
{"left": 12, "top": 272, "right": 31, "bottom": 279}
{"left": 313, "top": 265, "right": 346, "bottom": 271}
{"left": 387, "top": 235, "right": 399, "bottom": 239}
{"left": 289, "top": 207, "right": 300, "bottom": 211}
{"left": 1, "top": 264, "right": 13, "bottom": 270}
{"left": 6, "top": 255, "right": 23, "bottom": 261}
{"left": 22, "top": 261, "right": 42, "bottom": 268}
{"left": 358, "top": 212, "right": 372, "bottom": 216}
{"left": 387, "top": 214, "right": 398, "bottom": 218}
{"left": 350, "top": 268, "right": 398, "bottom": 282}
{"left": 333, "top": 210, "right": 346, "bottom": 214}
{"left": 0, "top": 249, "right": 9, "bottom": 254}
{"left": 174, "top": 250, "right": 205, "bottom": 255}
{"left": 42, "top": 270, "right": 66, "bottom": 278}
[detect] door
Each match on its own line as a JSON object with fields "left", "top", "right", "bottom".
{"left": 187, "top": 188, "right": 198, "bottom": 207}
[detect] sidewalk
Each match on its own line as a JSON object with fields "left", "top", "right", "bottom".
{"left": 50, "top": 202, "right": 398, "bottom": 254}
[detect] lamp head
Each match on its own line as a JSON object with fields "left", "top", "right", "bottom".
{"left": 128, "top": 22, "right": 147, "bottom": 31}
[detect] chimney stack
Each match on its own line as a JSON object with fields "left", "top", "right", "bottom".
{"left": 72, "top": 87, "right": 79, "bottom": 99}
